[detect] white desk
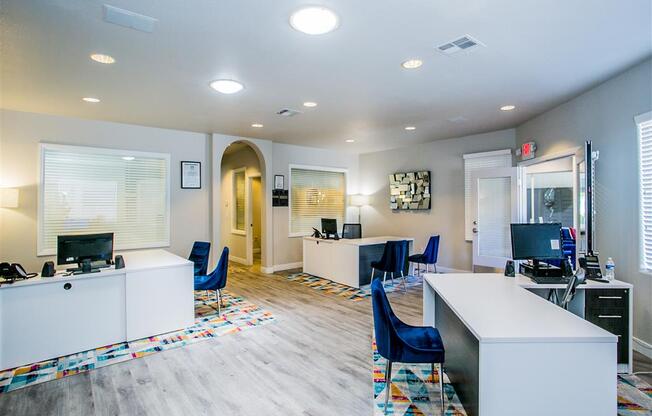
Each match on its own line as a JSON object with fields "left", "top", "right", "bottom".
{"left": 303, "top": 236, "right": 413, "bottom": 288}
{"left": 0, "top": 250, "right": 194, "bottom": 370}
{"left": 423, "top": 273, "right": 617, "bottom": 416}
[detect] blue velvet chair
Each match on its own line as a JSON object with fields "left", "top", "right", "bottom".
{"left": 408, "top": 235, "right": 440, "bottom": 276}
{"left": 372, "top": 279, "right": 445, "bottom": 414}
{"left": 188, "top": 241, "right": 211, "bottom": 276}
{"left": 194, "top": 246, "right": 229, "bottom": 314}
{"left": 370, "top": 240, "right": 408, "bottom": 291}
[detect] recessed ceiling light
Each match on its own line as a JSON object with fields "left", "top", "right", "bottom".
{"left": 210, "top": 79, "right": 244, "bottom": 94}
{"left": 500, "top": 105, "right": 516, "bottom": 111}
{"left": 251, "top": 123, "right": 264, "bottom": 128}
{"left": 303, "top": 101, "right": 318, "bottom": 108}
{"left": 82, "top": 97, "right": 100, "bottom": 103}
{"left": 405, "top": 126, "right": 416, "bottom": 131}
{"left": 290, "top": 7, "right": 339, "bottom": 35}
{"left": 90, "top": 53, "right": 115, "bottom": 64}
{"left": 345, "top": 139, "right": 355, "bottom": 143}
{"left": 401, "top": 59, "right": 423, "bottom": 69}
{"left": 122, "top": 156, "right": 135, "bottom": 161}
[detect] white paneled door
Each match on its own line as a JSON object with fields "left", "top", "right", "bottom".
{"left": 471, "top": 168, "right": 520, "bottom": 269}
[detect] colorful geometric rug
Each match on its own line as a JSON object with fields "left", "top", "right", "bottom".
{"left": 373, "top": 341, "right": 652, "bottom": 415}
{"left": 285, "top": 273, "right": 423, "bottom": 301}
{"left": 0, "top": 290, "right": 275, "bottom": 394}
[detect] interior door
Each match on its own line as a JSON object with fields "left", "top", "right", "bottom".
{"left": 471, "top": 168, "right": 520, "bottom": 269}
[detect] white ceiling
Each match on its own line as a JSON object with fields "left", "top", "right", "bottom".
{"left": 1, "top": 0, "right": 651, "bottom": 153}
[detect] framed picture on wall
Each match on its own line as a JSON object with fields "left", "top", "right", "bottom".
{"left": 274, "top": 174, "right": 284, "bottom": 190}
{"left": 181, "top": 161, "right": 201, "bottom": 189}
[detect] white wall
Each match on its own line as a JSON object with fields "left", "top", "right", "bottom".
{"left": 515, "top": 58, "right": 652, "bottom": 349}
{"left": 0, "top": 110, "right": 210, "bottom": 271}
{"left": 359, "top": 129, "right": 516, "bottom": 272}
{"left": 272, "top": 143, "right": 359, "bottom": 268}
{"left": 220, "top": 145, "right": 261, "bottom": 263}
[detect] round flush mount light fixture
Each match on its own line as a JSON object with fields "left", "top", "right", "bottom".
{"left": 90, "top": 53, "right": 115, "bottom": 64}
{"left": 500, "top": 105, "right": 516, "bottom": 111}
{"left": 303, "top": 101, "right": 318, "bottom": 108}
{"left": 345, "top": 139, "right": 355, "bottom": 143}
{"left": 251, "top": 123, "right": 264, "bottom": 128}
{"left": 404, "top": 126, "right": 416, "bottom": 131}
{"left": 290, "top": 7, "right": 339, "bottom": 35}
{"left": 401, "top": 59, "right": 423, "bottom": 69}
{"left": 82, "top": 97, "right": 100, "bottom": 103}
{"left": 122, "top": 156, "right": 135, "bottom": 161}
{"left": 210, "top": 79, "right": 245, "bottom": 94}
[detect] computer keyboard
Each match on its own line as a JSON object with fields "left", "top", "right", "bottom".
{"left": 529, "top": 276, "right": 571, "bottom": 285}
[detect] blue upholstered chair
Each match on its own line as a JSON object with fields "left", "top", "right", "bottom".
{"left": 371, "top": 240, "right": 408, "bottom": 291}
{"left": 188, "top": 241, "right": 211, "bottom": 276}
{"left": 408, "top": 235, "right": 440, "bottom": 275}
{"left": 194, "top": 247, "right": 229, "bottom": 314}
{"left": 372, "top": 279, "right": 446, "bottom": 414}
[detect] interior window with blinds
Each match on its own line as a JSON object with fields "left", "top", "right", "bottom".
{"left": 637, "top": 111, "right": 652, "bottom": 272}
{"left": 463, "top": 149, "right": 512, "bottom": 241}
{"left": 290, "top": 167, "right": 346, "bottom": 236}
{"left": 39, "top": 144, "right": 170, "bottom": 255}
{"left": 232, "top": 168, "right": 246, "bottom": 233}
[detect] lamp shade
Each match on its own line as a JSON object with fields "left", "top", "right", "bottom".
{"left": 349, "top": 194, "right": 369, "bottom": 207}
{"left": 0, "top": 188, "right": 19, "bottom": 208}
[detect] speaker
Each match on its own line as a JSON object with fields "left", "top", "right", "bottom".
{"left": 41, "top": 261, "right": 55, "bottom": 277}
{"left": 504, "top": 260, "right": 515, "bottom": 277}
{"left": 114, "top": 255, "right": 125, "bottom": 270}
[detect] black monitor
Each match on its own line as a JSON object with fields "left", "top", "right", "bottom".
{"left": 321, "top": 218, "right": 338, "bottom": 236}
{"left": 57, "top": 233, "right": 114, "bottom": 266}
{"left": 510, "top": 223, "right": 562, "bottom": 261}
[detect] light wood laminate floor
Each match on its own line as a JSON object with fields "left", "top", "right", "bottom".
{"left": 1, "top": 263, "right": 651, "bottom": 416}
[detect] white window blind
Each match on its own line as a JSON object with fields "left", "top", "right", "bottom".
{"left": 290, "top": 166, "right": 346, "bottom": 236}
{"left": 39, "top": 144, "right": 170, "bottom": 255}
{"left": 463, "top": 149, "right": 512, "bottom": 241}
{"left": 232, "top": 168, "right": 246, "bottom": 233}
{"left": 637, "top": 111, "right": 652, "bottom": 272}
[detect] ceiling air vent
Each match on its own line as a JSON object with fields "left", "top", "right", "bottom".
{"left": 276, "top": 108, "right": 302, "bottom": 117}
{"left": 436, "top": 35, "right": 484, "bottom": 55}
{"left": 103, "top": 4, "right": 158, "bottom": 33}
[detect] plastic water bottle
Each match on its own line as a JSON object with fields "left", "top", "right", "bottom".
{"left": 605, "top": 257, "right": 615, "bottom": 281}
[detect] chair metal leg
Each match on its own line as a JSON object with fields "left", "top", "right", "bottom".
{"left": 434, "top": 264, "right": 438, "bottom": 274}
{"left": 371, "top": 268, "right": 375, "bottom": 281}
{"left": 383, "top": 272, "right": 387, "bottom": 284}
{"left": 401, "top": 270, "right": 407, "bottom": 292}
{"left": 390, "top": 272, "right": 394, "bottom": 284}
{"left": 438, "top": 363, "right": 445, "bottom": 415}
{"left": 384, "top": 360, "right": 393, "bottom": 414}
{"left": 431, "top": 363, "right": 435, "bottom": 382}
{"left": 216, "top": 290, "right": 222, "bottom": 315}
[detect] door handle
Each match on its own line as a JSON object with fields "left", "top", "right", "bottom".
{"left": 598, "top": 315, "right": 622, "bottom": 319}
{"left": 472, "top": 228, "right": 478, "bottom": 234}
{"left": 598, "top": 296, "right": 622, "bottom": 300}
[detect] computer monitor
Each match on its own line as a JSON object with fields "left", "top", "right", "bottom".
{"left": 57, "top": 233, "right": 114, "bottom": 266}
{"left": 510, "top": 223, "right": 562, "bottom": 261}
{"left": 321, "top": 218, "right": 338, "bottom": 236}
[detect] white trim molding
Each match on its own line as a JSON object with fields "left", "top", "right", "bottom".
{"left": 633, "top": 336, "right": 652, "bottom": 360}
{"left": 229, "top": 255, "right": 247, "bottom": 265}
{"left": 272, "top": 262, "right": 303, "bottom": 272}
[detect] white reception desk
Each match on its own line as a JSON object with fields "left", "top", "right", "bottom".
{"left": 303, "top": 236, "right": 413, "bottom": 288}
{"left": 423, "top": 273, "right": 618, "bottom": 416}
{"left": 0, "top": 250, "right": 194, "bottom": 370}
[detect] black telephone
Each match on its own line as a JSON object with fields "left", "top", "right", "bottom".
{"left": 0, "top": 262, "right": 37, "bottom": 283}
{"left": 312, "top": 228, "right": 323, "bottom": 238}
{"left": 579, "top": 254, "right": 607, "bottom": 282}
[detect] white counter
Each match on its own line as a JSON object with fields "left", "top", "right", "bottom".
{"left": 423, "top": 273, "right": 617, "bottom": 416}
{"left": 0, "top": 250, "right": 194, "bottom": 370}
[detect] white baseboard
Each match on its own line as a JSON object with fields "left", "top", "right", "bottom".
{"left": 230, "top": 255, "right": 248, "bottom": 265}
{"left": 272, "top": 262, "right": 303, "bottom": 272}
{"left": 436, "top": 265, "right": 472, "bottom": 274}
{"left": 261, "top": 266, "right": 274, "bottom": 274}
{"left": 633, "top": 336, "right": 652, "bottom": 360}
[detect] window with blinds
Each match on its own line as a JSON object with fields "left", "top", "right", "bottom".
{"left": 38, "top": 144, "right": 170, "bottom": 255}
{"left": 637, "top": 111, "right": 652, "bottom": 272}
{"left": 463, "top": 149, "right": 512, "bottom": 241}
{"left": 289, "top": 166, "right": 346, "bottom": 236}
{"left": 232, "top": 168, "right": 246, "bottom": 234}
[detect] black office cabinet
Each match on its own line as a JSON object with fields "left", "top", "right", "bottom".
{"left": 585, "top": 288, "right": 629, "bottom": 365}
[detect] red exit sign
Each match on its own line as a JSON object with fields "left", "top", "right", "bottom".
{"left": 521, "top": 141, "right": 536, "bottom": 160}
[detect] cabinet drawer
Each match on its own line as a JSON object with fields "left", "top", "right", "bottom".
{"left": 586, "top": 289, "right": 629, "bottom": 309}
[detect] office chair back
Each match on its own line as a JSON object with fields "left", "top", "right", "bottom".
{"left": 194, "top": 246, "right": 229, "bottom": 291}
{"left": 371, "top": 279, "right": 401, "bottom": 362}
{"left": 423, "top": 235, "right": 440, "bottom": 264}
{"left": 373, "top": 240, "right": 407, "bottom": 274}
{"left": 189, "top": 241, "right": 211, "bottom": 276}
{"left": 342, "top": 223, "right": 362, "bottom": 239}
{"left": 560, "top": 268, "right": 585, "bottom": 309}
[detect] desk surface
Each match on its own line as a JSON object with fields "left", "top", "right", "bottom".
{"left": 513, "top": 273, "right": 632, "bottom": 289}
{"left": 424, "top": 273, "right": 617, "bottom": 344}
{"left": 0, "top": 249, "right": 191, "bottom": 290}
{"left": 303, "top": 236, "right": 414, "bottom": 246}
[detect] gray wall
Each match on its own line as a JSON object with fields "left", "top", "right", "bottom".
{"left": 360, "top": 129, "right": 516, "bottom": 272}
{"left": 515, "top": 58, "right": 652, "bottom": 348}
{"left": 0, "top": 110, "right": 210, "bottom": 271}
